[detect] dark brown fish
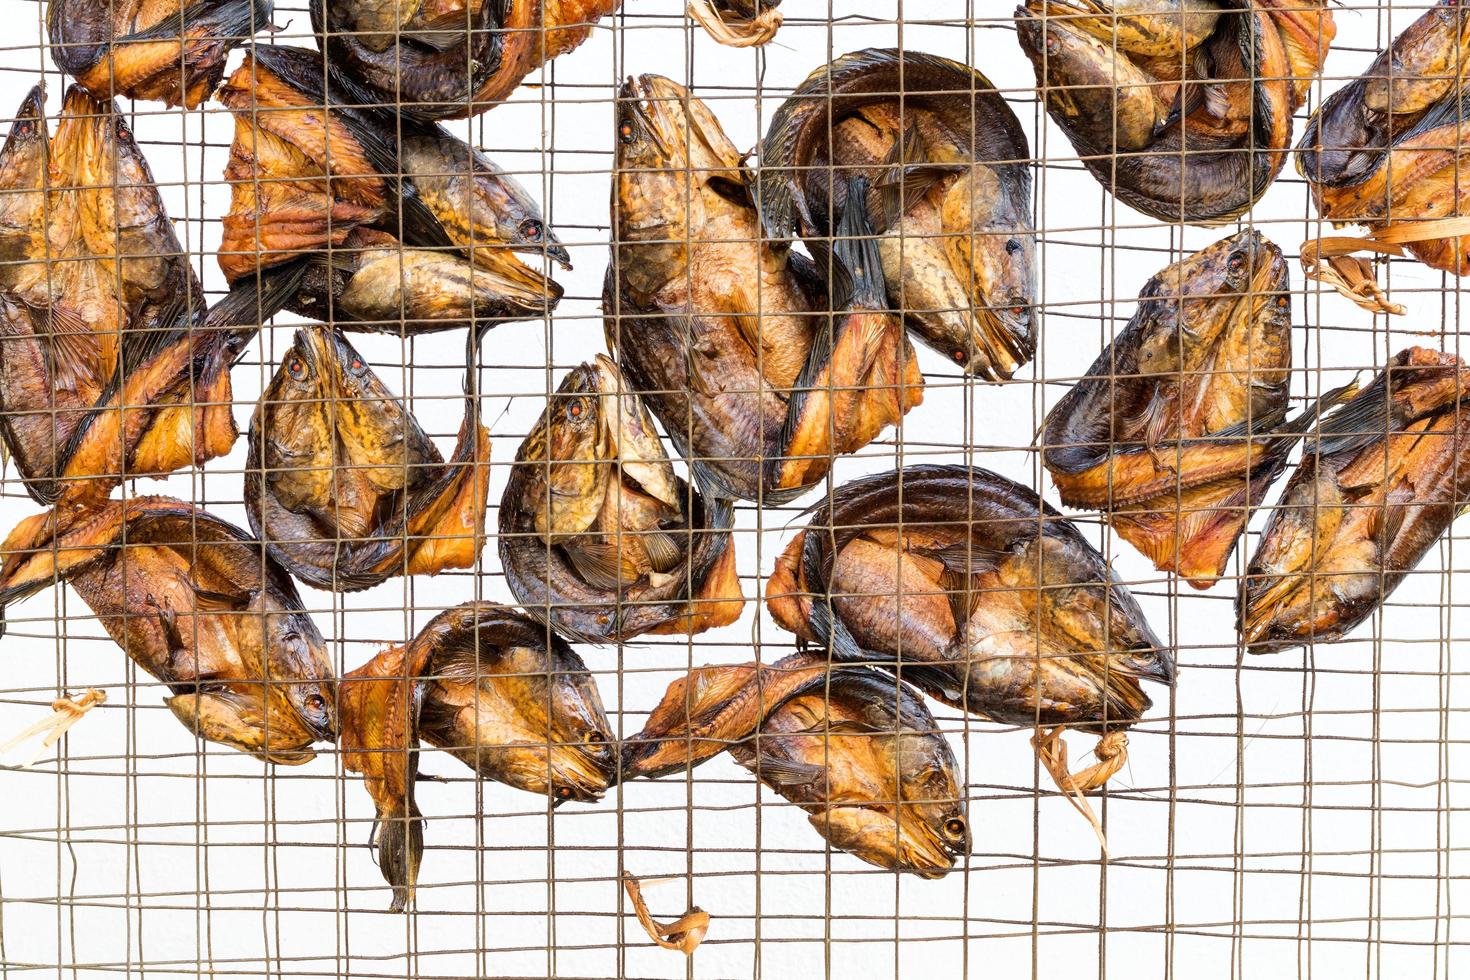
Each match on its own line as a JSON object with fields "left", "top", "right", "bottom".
{"left": 216, "top": 47, "right": 561, "bottom": 332}
{"left": 1017, "top": 0, "right": 1335, "bottom": 223}
{"left": 340, "top": 602, "right": 612, "bottom": 910}
{"left": 310, "top": 0, "right": 621, "bottom": 120}
{"left": 499, "top": 354, "right": 744, "bottom": 643}
{"left": 245, "top": 325, "right": 490, "bottom": 591}
{"left": 1041, "top": 231, "right": 1324, "bottom": 587}
{"left": 1298, "top": 1, "right": 1470, "bottom": 281}
{"left": 757, "top": 48, "right": 1037, "bottom": 380}
{"left": 766, "top": 465, "right": 1173, "bottom": 755}
{"left": 49, "top": 0, "right": 271, "bottom": 107}
{"left": 1240, "top": 348, "right": 1470, "bottom": 652}
{"left": 0, "top": 496, "right": 335, "bottom": 763}
{"left": 623, "top": 652, "right": 967, "bottom": 877}
{"left": 606, "top": 75, "right": 921, "bottom": 502}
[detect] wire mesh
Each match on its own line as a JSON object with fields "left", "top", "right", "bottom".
{"left": 1, "top": 0, "right": 1468, "bottom": 977}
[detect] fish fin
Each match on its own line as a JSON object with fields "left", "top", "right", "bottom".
{"left": 190, "top": 584, "right": 249, "bottom": 612}
{"left": 30, "top": 301, "right": 100, "bottom": 395}
{"left": 561, "top": 540, "right": 630, "bottom": 592}
{"left": 830, "top": 175, "right": 886, "bottom": 311}
{"left": 878, "top": 131, "right": 964, "bottom": 229}
{"left": 747, "top": 755, "right": 824, "bottom": 787}
{"left": 642, "top": 528, "right": 685, "bottom": 575}
{"left": 1309, "top": 375, "right": 1399, "bottom": 457}
{"left": 1121, "top": 386, "right": 1175, "bottom": 449}
{"left": 909, "top": 542, "right": 1007, "bottom": 578}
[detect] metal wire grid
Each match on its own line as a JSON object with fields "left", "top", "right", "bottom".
{"left": 0, "top": 0, "right": 1468, "bottom": 977}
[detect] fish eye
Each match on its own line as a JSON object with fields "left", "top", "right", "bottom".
{"left": 944, "top": 818, "right": 966, "bottom": 839}
{"left": 618, "top": 118, "right": 638, "bottom": 144}
{"left": 952, "top": 349, "right": 968, "bottom": 364}
{"left": 1227, "top": 251, "right": 1247, "bottom": 273}
{"left": 567, "top": 397, "right": 589, "bottom": 420}
{"left": 556, "top": 786, "right": 574, "bottom": 800}
{"left": 304, "top": 693, "right": 327, "bottom": 714}
{"left": 518, "top": 218, "right": 544, "bottom": 241}
{"left": 1005, "top": 238, "right": 1022, "bottom": 255}
{"left": 286, "top": 355, "right": 309, "bottom": 382}
{"left": 1276, "top": 295, "right": 1289, "bottom": 309}
{"left": 348, "top": 355, "right": 370, "bottom": 377}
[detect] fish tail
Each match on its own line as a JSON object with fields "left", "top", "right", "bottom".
{"left": 376, "top": 800, "right": 423, "bottom": 913}
{"left": 831, "top": 176, "right": 887, "bottom": 311}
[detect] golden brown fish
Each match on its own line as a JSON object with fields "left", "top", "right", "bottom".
{"left": 606, "top": 75, "right": 921, "bottom": 502}
{"left": 1041, "top": 231, "right": 1332, "bottom": 587}
{"left": 1298, "top": 1, "right": 1470, "bottom": 296}
{"left": 765, "top": 465, "right": 1173, "bottom": 796}
{"left": 48, "top": 0, "right": 272, "bottom": 107}
{"left": 757, "top": 48, "right": 1037, "bottom": 380}
{"left": 311, "top": 0, "right": 621, "bottom": 120}
{"left": 340, "top": 602, "right": 613, "bottom": 910}
{"left": 1017, "top": 0, "right": 1335, "bottom": 223}
{"left": 245, "top": 325, "right": 490, "bottom": 591}
{"left": 1240, "top": 348, "right": 1470, "bottom": 652}
{"left": 216, "top": 46, "right": 561, "bottom": 332}
{"left": 0, "top": 84, "right": 203, "bottom": 503}
{"left": 499, "top": 354, "right": 743, "bottom": 643}
{"left": 623, "top": 653, "right": 967, "bottom": 876}
{"left": 0, "top": 496, "right": 336, "bottom": 763}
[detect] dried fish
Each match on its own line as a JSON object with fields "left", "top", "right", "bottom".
{"left": 1041, "top": 231, "right": 1338, "bottom": 587}
{"left": 758, "top": 48, "right": 1037, "bottom": 380}
{"left": 499, "top": 354, "right": 743, "bottom": 643}
{"left": 340, "top": 602, "right": 613, "bottom": 910}
{"left": 765, "top": 465, "right": 1173, "bottom": 802}
{"left": 1240, "top": 348, "right": 1470, "bottom": 652}
{"left": 245, "top": 325, "right": 490, "bottom": 591}
{"left": 49, "top": 0, "right": 271, "bottom": 107}
{"left": 606, "top": 75, "right": 922, "bottom": 502}
{"left": 0, "top": 497, "right": 335, "bottom": 763}
{"left": 310, "top": 0, "right": 621, "bottom": 120}
{"left": 1017, "top": 0, "right": 1335, "bottom": 222}
{"left": 216, "top": 46, "right": 561, "bottom": 332}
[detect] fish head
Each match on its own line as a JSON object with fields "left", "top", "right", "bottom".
{"left": 261, "top": 327, "right": 337, "bottom": 461}
{"left": 810, "top": 801, "right": 960, "bottom": 879}
{"left": 1361, "top": 0, "right": 1470, "bottom": 117}
{"left": 317, "top": 327, "right": 420, "bottom": 461}
{"left": 953, "top": 165, "right": 1038, "bottom": 376}
{"left": 228, "top": 585, "right": 338, "bottom": 742}
{"left": 1015, "top": 6, "right": 1127, "bottom": 98}
{"left": 0, "top": 86, "right": 48, "bottom": 239}
{"left": 894, "top": 731, "right": 971, "bottom": 864}
{"left": 1134, "top": 230, "right": 1287, "bottom": 376}
{"left": 166, "top": 686, "right": 318, "bottom": 765}
{"left": 591, "top": 353, "right": 682, "bottom": 513}
{"left": 467, "top": 155, "right": 572, "bottom": 270}
{"left": 615, "top": 74, "right": 744, "bottom": 186}
{"left": 1023, "top": 0, "right": 1222, "bottom": 57}
{"left": 539, "top": 648, "right": 617, "bottom": 803}
{"left": 518, "top": 363, "right": 615, "bottom": 538}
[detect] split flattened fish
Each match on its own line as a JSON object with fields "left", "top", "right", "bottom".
{"left": 216, "top": 46, "right": 561, "bottom": 332}
{"left": 0, "top": 496, "right": 336, "bottom": 763}
{"left": 1017, "top": 0, "right": 1335, "bottom": 223}
{"left": 340, "top": 602, "right": 613, "bottom": 911}
{"left": 765, "top": 465, "right": 1173, "bottom": 782}
{"left": 246, "top": 325, "right": 490, "bottom": 592}
{"left": 758, "top": 48, "right": 1038, "bottom": 380}
{"left": 311, "top": 0, "right": 622, "bottom": 120}
{"left": 48, "top": 0, "right": 272, "bottom": 107}
{"left": 499, "top": 354, "right": 743, "bottom": 643}
{"left": 1042, "top": 231, "right": 1334, "bottom": 587}
{"left": 1298, "top": 1, "right": 1470, "bottom": 285}
{"left": 1240, "top": 348, "right": 1470, "bottom": 652}
{"left": 606, "top": 75, "right": 919, "bottom": 503}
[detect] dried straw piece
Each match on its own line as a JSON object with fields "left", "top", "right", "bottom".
{"left": 622, "top": 872, "right": 710, "bottom": 954}
{"left": 1300, "top": 216, "right": 1470, "bottom": 315}
{"left": 687, "top": 0, "right": 782, "bottom": 47}
{"left": 0, "top": 689, "right": 106, "bottom": 767}
{"left": 1032, "top": 727, "right": 1129, "bottom": 859}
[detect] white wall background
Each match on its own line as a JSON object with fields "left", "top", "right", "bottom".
{"left": 1, "top": 1, "right": 1469, "bottom": 977}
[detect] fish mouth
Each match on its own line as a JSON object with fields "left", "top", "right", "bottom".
{"left": 467, "top": 246, "right": 567, "bottom": 311}
{"left": 548, "top": 746, "right": 615, "bottom": 804}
